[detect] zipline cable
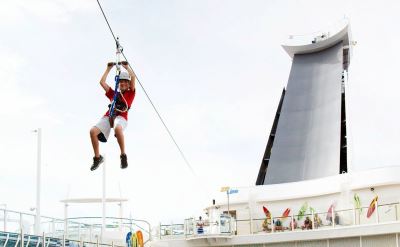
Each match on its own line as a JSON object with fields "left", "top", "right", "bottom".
{"left": 96, "top": 0, "right": 196, "bottom": 176}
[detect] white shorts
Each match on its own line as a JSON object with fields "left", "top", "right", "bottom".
{"left": 95, "top": 116, "right": 128, "bottom": 142}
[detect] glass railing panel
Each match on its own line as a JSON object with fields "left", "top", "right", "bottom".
{"left": 378, "top": 203, "right": 399, "bottom": 223}
{"left": 335, "top": 209, "right": 354, "bottom": 227}
{"left": 219, "top": 215, "right": 232, "bottom": 234}
{"left": 184, "top": 218, "right": 194, "bottom": 236}
{"left": 160, "top": 224, "right": 172, "bottom": 237}
{"left": 192, "top": 220, "right": 208, "bottom": 235}
{"left": 249, "top": 218, "right": 268, "bottom": 234}
{"left": 171, "top": 224, "right": 184, "bottom": 235}
{"left": 359, "top": 206, "right": 377, "bottom": 225}
{"left": 271, "top": 216, "right": 292, "bottom": 232}
{"left": 294, "top": 213, "right": 313, "bottom": 230}
{"left": 4, "top": 211, "right": 35, "bottom": 234}
{"left": 314, "top": 212, "right": 333, "bottom": 229}
{"left": 0, "top": 210, "right": 5, "bottom": 232}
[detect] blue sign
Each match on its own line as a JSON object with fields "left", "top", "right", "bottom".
{"left": 228, "top": 189, "right": 239, "bottom": 194}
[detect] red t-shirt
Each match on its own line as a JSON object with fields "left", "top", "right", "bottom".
{"left": 104, "top": 88, "right": 136, "bottom": 120}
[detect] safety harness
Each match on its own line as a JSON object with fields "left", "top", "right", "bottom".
{"left": 108, "top": 37, "right": 129, "bottom": 127}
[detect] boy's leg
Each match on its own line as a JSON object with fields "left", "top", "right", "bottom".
{"left": 90, "top": 117, "right": 111, "bottom": 171}
{"left": 114, "top": 125, "right": 125, "bottom": 154}
{"left": 90, "top": 127, "right": 101, "bottom": 157}
{"left": 114, "top": 117, "right": 128, "bottom": 169}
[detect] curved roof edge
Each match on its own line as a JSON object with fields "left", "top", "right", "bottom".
{"left": 282, "top": 20, "right": 351, "bottom": 58}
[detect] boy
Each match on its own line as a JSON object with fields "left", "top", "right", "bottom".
{"left": 89, "top": 61, "right": 136, "bottom": 171}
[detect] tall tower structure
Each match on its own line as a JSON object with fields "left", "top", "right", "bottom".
{"left": 256, "top": 20, "right": 352, "bottom": 185}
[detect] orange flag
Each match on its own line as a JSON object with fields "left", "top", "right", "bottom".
{"left": 263, "top": 206, "right": 271, "bottom": 218}
{"left": 367, "top": 196, "right": 378, "bottom": 218}
{"left": 282, "top": 208, "right": 291, "bottom": 218}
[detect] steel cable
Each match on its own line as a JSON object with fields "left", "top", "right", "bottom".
{"left": 96, "top": 0, "right": 196, "bottom": 176}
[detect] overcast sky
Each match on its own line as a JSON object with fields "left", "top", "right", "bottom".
{"left": 1, "top": 0, "right": 400, "bottom": 225}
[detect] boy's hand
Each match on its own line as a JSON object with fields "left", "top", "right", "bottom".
{"left": 121, "top": 61, "right": 129, "bottom": 69}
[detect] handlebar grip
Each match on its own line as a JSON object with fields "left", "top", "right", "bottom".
{"left": 108, "top": 61, "right": 128, "bottom": 66}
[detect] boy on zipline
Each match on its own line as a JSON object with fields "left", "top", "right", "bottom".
{"left": 89, "top": 61, "right": 136, "bottom": 171}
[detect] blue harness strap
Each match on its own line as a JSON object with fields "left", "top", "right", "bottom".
{"left": 108, "top": 74, "right": 120, "bottom": 126}
{"left": 108, "top": 36, "right": 123, "bottom": 127}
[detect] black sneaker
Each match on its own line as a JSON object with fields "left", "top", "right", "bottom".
{"left": 120, "top": 153, "right": 128, "bottom": 169}
{"left": 91, "top": 155, "right": 104, "bottom": 171}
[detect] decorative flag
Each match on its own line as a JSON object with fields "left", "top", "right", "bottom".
{"left": 282, "top": 208, "right": 291, "bottom": 218}
{"left": 280, "top": 208, "right": 291, "bottom": 222}
{"left": 263, "top": 206, "right": 271, "bottom": 218}
{"left": 126, "top": 232, "right": 132, "bottom": 247}
{"left": 367, "top": 195, "right": 378, "bottom": 218}
{"left": 326, "top": 203, "right": 335, "bottom": 221}
{"left": 297, "top": 202, "right": 308, "bottom": 220}
{"left": 220, "top": 186, "right": 230, "bottom": 192}
{"left": 136, "top": 230, "right": 144, "bottom": 247}
{"left": 354, "top": 194, "right": 362, "bottom": 212}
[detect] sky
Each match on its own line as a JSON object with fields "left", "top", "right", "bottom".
{"left": 0, "top": 0, "right": 400, "bottom": 225}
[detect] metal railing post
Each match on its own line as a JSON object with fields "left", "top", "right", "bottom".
{"left": 51, "top": 219, "right": 55, "bottom": 237}
{"left": 65, "top": 219, "right": 69, "bottom": 238}
{"left": 96, "top": 235, "right": 99, "bottom": 247}
{"left": 353, "top": 207, "right": 357, "bottom": 225}
{"left": 291, "top": 216, "right": 294, "bottom": 231}
{"left": 311, "top": 213, "right": 315, "bottom": 229}
{"left": 90, "top": 225, "right": 93, "bottom": 242}
{"left": 249, "top": 215, "right": 253, "bottom": 234}
{"left": 62, "top": 234, "right": 65, "bottom": 247}
{"left": 271, "top": 217, "right": 274, "bottom": 233}
{"left": 20, "top": 229, "right": 24, "bottom": 247}
{"left": 3, "top": 209, "right": 7, "bottom": 232}
{"left": 78, "top": 223, "right": 81, "bottom": 241}
{"left": 42, "top": 232, "right": 45, "bottom": 247}
{"left": 376, "top": 202, "right": 379, "bottom": 224}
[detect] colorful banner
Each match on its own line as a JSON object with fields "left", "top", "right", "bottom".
{"left": 297, "top": 202, "right": 308, "bottom": 220}
{"left": 282, "top": 208, "right": 291, "bottom": 218}
{"left": 263, "top": 206, "right": 271, "bottom": 218}
{"left": 354, "top": 194, "right": 362, "bottom": 212}
{"left": 326, "top": 203, "right": 335, "bottom": 221}
{"left": 367, "top": 195, "right": 378, "bottom": 218}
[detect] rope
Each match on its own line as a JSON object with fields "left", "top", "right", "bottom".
{"left": 96, "top": 0, "right": 196, "bottom": 176}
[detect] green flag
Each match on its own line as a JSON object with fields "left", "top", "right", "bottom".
{"left": 354, "top": 194, "right": 362, "bottom": 212}
{"left": 297, "top": 202, "right": 308, "bottom": 220}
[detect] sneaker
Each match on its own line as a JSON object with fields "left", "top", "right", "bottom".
{"left": 120, "top": 153, "right": 128, "bottom": 169}
{"left": 91, "top": 155, "right": 104, "bottom": 171}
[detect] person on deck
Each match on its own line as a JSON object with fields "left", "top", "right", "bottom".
{"left": 89, "top": 61, "right": 136, "bottom": 171}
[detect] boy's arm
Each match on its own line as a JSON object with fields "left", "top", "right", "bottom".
{"left": 100, "top": 62, "right": 114, "bottom": 92}
{"left": 122, "top": 62, "right": 136, "bottom": 91}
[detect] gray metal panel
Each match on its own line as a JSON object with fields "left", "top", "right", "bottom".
{"left": 265, "top": 42, "right": 343, "bottom": 184}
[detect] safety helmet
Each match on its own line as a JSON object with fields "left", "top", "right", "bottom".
{"left": 119, "top": 71, "right": 131, "bottom": 81}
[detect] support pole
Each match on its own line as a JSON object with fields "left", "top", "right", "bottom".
{"left": 101, "top": 156, "right": 106, "bottom": 241}
{"left": 35, "top": 128, "right": 42, "bottom": 235}
{"left": 64, "top": 203, "right": 68, "bottom": 237}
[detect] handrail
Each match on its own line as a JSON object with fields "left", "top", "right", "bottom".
{"left": 0, "top": 231, "right": 126, "bottom": 247}
{"left": 1, "top": 209, "right": 153, "bottom": 244}
{"left": 159, "top": 201, "right": 400, "bottom": 240}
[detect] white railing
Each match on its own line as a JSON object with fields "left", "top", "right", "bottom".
{"left": 283, "top": 18, "right": 349, "bottom": 46}
{"left": 158, "top": 202, "right": 400, "bottom": 239}
{"left": 0, "top": 209, "right": 152, "bottom": 245}
{"left": 0, "top": 231, "right": 125, "bottom": 247}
